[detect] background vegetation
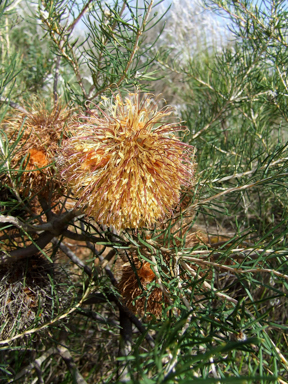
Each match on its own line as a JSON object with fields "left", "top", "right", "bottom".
{"left": 0, "top": 0, "right": 288, "bottom": 382}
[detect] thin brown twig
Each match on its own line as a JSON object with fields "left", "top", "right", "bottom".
{"left": 38, "top": 196, "right": 54, "bottom": 221}
{"left": 187, "top": 173, "right": 288, "bottom": 213}
{"left": 77, "top": 308, "right": 119, "bottom": 327}
{"left": 180, "top": 260, "right": 238, "bottom": 305}
{"left": 0, "top": 97, "right": 30, "bottom": 115}
{"left": 181, "top": 256, "right": 288, "bottom": 282}
{"left": 52, "top": 238, "right": 93, "bottom": 276}
{"left": 144, "top": 239, "right": 286, "bottom": 260}
{"left": 67, "top": 0, "right": 94, "bottom": 32}
{"left": 62, "top": 228, "right": 125, "bottom": 246}
{"left": 53, "top": 56, "right": 61, "bottom": 106}
{"left": 192, "top": 100, "right": 231, "bottom": 140}
{"left": 0, "top": 214, "right": 46, "bottom": 233}
{"left": 33, "top": 361, "right": 44, "bottom": 384}
{"left": 195, "top": 157, "right": 288, "bottom": 187}
{"left": 117, "top": 309, "right": 132, "bottom": 381}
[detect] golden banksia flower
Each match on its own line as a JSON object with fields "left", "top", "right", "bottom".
{"left": 59, "top": 92, "right": 195, "bottom": 229}
{"left": 3, "top": 100, "right": 73, "bottom": 197}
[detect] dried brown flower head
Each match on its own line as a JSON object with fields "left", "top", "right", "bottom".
{"left": 59, "top": 92, "right": 195, "bottom": 229}
{"left": 118, "top": 228, "right": 209, "bottom": 317}
{"left": 118, "top": 257, "right": 167, "bottom": 318}
{"left": 3, "top": 100, "right": 73, "bottom": 197}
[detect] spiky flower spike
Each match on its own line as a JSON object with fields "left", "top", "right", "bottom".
{"left": 4, "top": 100, "right": 72, "bottom": 197}
{"left": 59, "top": 92, "right": 195, "bottom": 229}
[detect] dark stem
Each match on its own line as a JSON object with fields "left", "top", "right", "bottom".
{"left": 118, "top": 309, "right": 133, "bottom": 382}
{"left": 53, "top": 56, "right": 61, "bottom": 106}
{"left": 77, "top": 308, "right": 119, "bottom": 327}
{"left": 67, "top": 0, "right": 95, "bottom": 32}
{"left": 0, "top": 209, "right": 81, "bottom": 265}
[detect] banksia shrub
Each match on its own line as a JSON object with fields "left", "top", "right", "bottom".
{"left": 3, "top": 100, "right": 73, "bottom": 197}
{"left": 59, "top": 92, "right": 196, "bottom": 230}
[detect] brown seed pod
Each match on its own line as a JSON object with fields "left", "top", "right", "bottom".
{"left": 118, "top": 257, "right": 167, "bottom": 318}
{"left": 118, "top": 229, "right": 209, "bottom": 317}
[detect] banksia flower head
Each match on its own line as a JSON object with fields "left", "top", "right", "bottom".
{"left": 59, "top": 92, "right": 195, "bottom": 229}
{"left": 3, "top": 100, "right": 73, "bottom": 197}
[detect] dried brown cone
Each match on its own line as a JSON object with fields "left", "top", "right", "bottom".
{"left": 118, "top": 256, "right": 168, "bottom": 318}
{"left": 118, "top": 229, "right": 210, "bottom": 317}
{"left": 2, "top": 99, "right": 74, "bottom": 199}
{"left": 0, "top": 254, "right": 73, "bottom": 341}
